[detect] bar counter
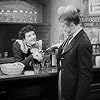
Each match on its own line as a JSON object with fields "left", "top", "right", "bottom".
{"left": 0, "top": 62, "right": 100, "bottom": 100}
{"left": 0, "top": 67, "right": 58, "bottom": 100}
{"left": 0, "top": 68, "right": 57, "bottom": 81}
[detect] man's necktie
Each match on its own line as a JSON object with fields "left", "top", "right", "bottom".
{"left": 57, "top": 34, "right": 73, "bottom": 60}
{"left": 62, "top": 34, "right": 73, "bottom": 49}
{"left": 62, "top": 34, "right": 73, "bottom": 53}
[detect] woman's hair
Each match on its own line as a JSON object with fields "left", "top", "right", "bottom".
{"left": 58, "top": 5, "right": 80, "bottom": 26}
{"left": 18, "top": 25, "right": 35, "bottom": 39}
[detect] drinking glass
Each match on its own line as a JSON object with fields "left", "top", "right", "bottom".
{"left": 33, "top": 64, "right": 40, "bottom": 74}
{"left": 4, "top": 52, "right": 8, "bottom": 58}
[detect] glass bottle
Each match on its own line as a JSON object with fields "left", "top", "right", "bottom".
{"left": 4, "top": 52, "right": 8, "bottom": 58}
{"left": 50, "top": 49, "right": 57, "bottom": 67}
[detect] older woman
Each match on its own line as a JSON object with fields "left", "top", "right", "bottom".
{"left": 13, "top": 25, "right": 43, "bottom": 70}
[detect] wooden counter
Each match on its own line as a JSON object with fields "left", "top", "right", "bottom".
{"left": 0, "top": 68, "right": 58, "bottom": 100}
{"left": 1, "top": 66, "right": 100, "bottom": 100}
{"left": 0, "top": 68, "right": 57, "bottom": 81}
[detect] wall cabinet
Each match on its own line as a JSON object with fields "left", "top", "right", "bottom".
{"left": 89, "top": 44, "right": 100, "bottom": 100}
{"left": 92, "top": 44, "right": 100, "bottom": 68}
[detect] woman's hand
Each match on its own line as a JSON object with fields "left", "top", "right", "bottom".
{"left": 30, "top": 48, "right": 39, "bottom": 54}
{"left": 32, "top": 52, "right": 43, "bottom": 62}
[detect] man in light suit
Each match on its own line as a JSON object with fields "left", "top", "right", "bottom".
{"left": 57, "top": 5, "right": 93, "bottom": 100}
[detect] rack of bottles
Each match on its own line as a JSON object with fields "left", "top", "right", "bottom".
{"left": 92, "top": 44, "right": 100, "bottom": 55}
{"left": 92, "top": 44, "right": 100, "bottom": 68}
{"left": 0, "top": 9, "right": 38, "bottom": 23}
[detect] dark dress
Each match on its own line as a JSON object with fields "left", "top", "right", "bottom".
{"left": 13, "top": 41, "right": 39, "bottom": 71}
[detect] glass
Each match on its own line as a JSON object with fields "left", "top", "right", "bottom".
{"left": 33, "top": 64, "right": 40, "bottom": 74}
{"left": 4, "top": 52, "right": 8, "bottom": 58}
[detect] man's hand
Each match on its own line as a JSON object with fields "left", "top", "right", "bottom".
{"left": 46, "top": 43, "right": 62, "bottom": 51}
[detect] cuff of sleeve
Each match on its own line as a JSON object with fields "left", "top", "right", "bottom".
{"left": 21, "top": 55, "right": 33, "bottom": 66}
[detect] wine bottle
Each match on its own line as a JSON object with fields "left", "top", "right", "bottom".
{"left": 50, "top": 49, "right": 57, "bottom": 67}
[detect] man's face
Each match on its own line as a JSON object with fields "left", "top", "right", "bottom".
{"left": 60, "top": 21, "right": 74, "bottom": 36}
{"left": 24, "top": 31, "right": 36, "bottom": 45}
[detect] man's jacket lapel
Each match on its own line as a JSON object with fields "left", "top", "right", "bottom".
{"left": 62, "top": 39, "right": 74, "bottom": 55}
{"left": 62, "top": 29, "right": 84, "bottom": 55}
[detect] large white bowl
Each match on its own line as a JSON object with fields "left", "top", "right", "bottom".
{"left": 0, "top": 62, "right": 25, "bottom": 75}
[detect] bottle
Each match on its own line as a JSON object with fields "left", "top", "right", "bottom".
{"left": 50, "top": 49, "right": 57, "bottom": 67}
{"left": 4, "top": 52, "right": 8, "bottom": 58}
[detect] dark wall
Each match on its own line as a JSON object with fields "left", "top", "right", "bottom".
{"left": 0, "top": 23, "right": 23, "bottom": 57}
{"left": 0, "top": 23, "right": 50, "bottom": 57}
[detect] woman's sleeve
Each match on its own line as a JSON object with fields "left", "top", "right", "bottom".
{"left": 21, "top": 55, "right": 33, "bottom": 66}
{"left": 13, "top": 41, "right": 24, "bottom": 62}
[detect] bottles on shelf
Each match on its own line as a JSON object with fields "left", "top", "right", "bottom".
{"left": 0, "top": 52, "right": 8, "bottom": 58}
{"left": 92, "top": 44, "right": 100, "bottom": 68}
{"left": 92, "top": 44, "right": 100, "bottom": 55}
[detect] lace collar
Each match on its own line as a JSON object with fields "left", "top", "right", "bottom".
{"left": 16, "top": 40, "right": 42, "bottom": 54}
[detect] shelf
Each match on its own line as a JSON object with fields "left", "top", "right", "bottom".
{"left": 92, "top": 53, "right": 100, "bottom": 56}
{"left": 92, "top": 44, "right": 100, "bottom": 45}
{"left": 0, "top": 22, "right": 51, "bottom": 26}
{"left": 93, "top": 66, "right": 100, "bottom": 72}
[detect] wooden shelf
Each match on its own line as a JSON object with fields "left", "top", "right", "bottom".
{"left": 92, "top": 53, "right": 100, "bottom": 56}
{"left": 93, "top": 67, "right": 100, "bottom": 72}
{"left": 0, "top": 22, "right": 51, "bottom": 26}
{"left": 92, "top": 44, "right": 100, "bottom": 45}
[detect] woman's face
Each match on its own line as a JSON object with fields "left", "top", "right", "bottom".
{"left": 24, "top": 31, "right": 36, "bottom": 45}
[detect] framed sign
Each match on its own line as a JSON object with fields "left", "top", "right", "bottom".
{"left": 89, "top": 0, "right": 100, "bottom": 15}
{"left": 83, "top": 27, "right": 100, "bottom": 44}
